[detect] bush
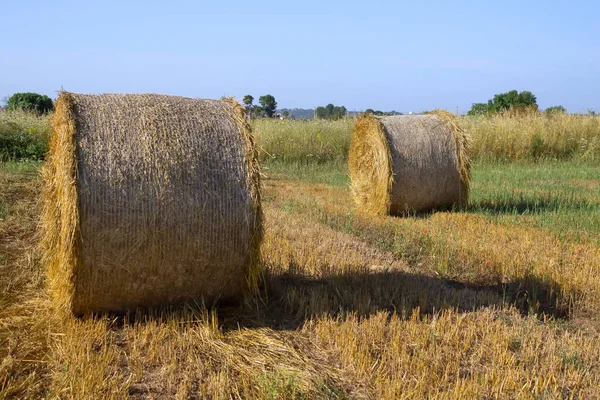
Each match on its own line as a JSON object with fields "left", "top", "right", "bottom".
{"left": 0, "top": 110, "right": 50, "bottom": 161}
{"left": 7, "top": 92, "right": 54, "bottom": 114}
{"left": 545, "top": 105, "right": 566, "bottom": 115}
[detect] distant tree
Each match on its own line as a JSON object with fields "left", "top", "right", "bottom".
{"left": 516, "top": 91, "right": 537, "bottom": 109}
{"left": 330, "top": 106, "right": 346, "bottom": 120}
{"left": 315, "top": 103, "right": 347, "bottom": 120}
{"left": 468, "top": 90, "right": 538, "bottom": 116}
{"left": 242, "top": 94, "right": 255, "bottom": 117}
{"left": 282, "top": 110, "right": 289, "bottom": 119}
{"left": 467, "top": 103, "right": 489, "bottom": 116}
{"left": 325, "top": 103, "right": 334, "bottom": 117}
{"left": 7, "top": 92, "right": 53, "bottom": 114}
{"left": 243, "top": 94, "right": 254, "bottom": 107}
{"left": 315, "top": 106, "right": 327, "bottom": 119}
{"left": 363, "top": 109, "right": 402, "bottom": 116}
{"left": 545, "top": 105, "right": 566, "bottom": 114}
{"left": 259, "top": 94, "right": 277, "bottom": 118}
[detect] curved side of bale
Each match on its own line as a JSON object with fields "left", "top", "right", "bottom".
{"left": 42, "top": 92, "right": 263, "bottom": 315}
{"left": 349, "top": 112, "right": 470, "bottom": 215}
{"left": 221, "top": 97, "right": 264, "bottom": 294}
{"left": 348, "top": 115, "right": 394, "bottom": 215}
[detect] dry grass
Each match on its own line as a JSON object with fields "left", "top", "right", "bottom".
{"left": 0, "top": 163, "right": 51, "bottom": 398}
{"left": 267, "top": 178, "right": 600, "bottom": 319}
{"left": 252, "top": 118, "right": 354, "bottom": 163}
{"left": 0, "top": 110, "right": 50, "bottom": 134}
{"left": 463, "top": 112, "right": 600, "bottom": 161}
{"left": 2, "top": 160, "right": 600, "bottom": 398}
{"left": 4, "top": 110, "right": 599, "bottom": 164}
{"left": 253, "top": 113, "right": 600, "bottom": 164}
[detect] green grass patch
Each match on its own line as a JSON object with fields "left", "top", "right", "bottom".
{"left": 255, "top": 371, "right": 308, "bottom": 400}
{"left": 269, "top": 158, "right": 600, "bottom": 245}
{"left": 469, "top": 160, "right": 600, "bottom": 244}
{"left": 0, "top": 161, "right": 42, "bottom": 175}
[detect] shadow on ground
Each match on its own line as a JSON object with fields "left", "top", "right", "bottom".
{"left": 465, "top": 197, "right": 595, "bottom": 216}
{"left": 222, "top": 268, "right": 570, "bottom": 331}
{"left": 395, "top": 197, "right": 595, "bottom": 219}
{"left": 109, "top": 267, "right": 572, "bottom": 332}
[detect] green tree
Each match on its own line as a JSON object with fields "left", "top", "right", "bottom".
{"left": 243, "top": 94, "right": 254, "bottom": 107}
{"left": 331, "top": 106, "right": 340, "bottom": 120}
{"left": 364, "top": 109, "right": 374, "bottom": 115}
{"left": 315, "top": 103, "right": 347, "bottom": 120}
{"left": 259, "top": 94, "right": 277, "bottom": 118}
{"left": 7, "top": 92, "right": 53, "bottom": 114}
{"left": 332, "top": 106, "right": 347, "bottom": 120}
{"left": 469, "top": 90, "right": 538, "bottom": 115}
{"left": 325, "top": 103, "right": 334, "bottom": 117}
{"left": 467, "top": 103, "right": 489, "bottom": 116}
{"left": 242, "top": 95, "right": 255, "bottom": 117}
{"left": 517, "top": 91, "right": 537, "bottom": 109}
{"left": 545, "top": 105, "right": 566, "bottom": 114}
{"left": 315, "top": 106, "right": 327, "bottom": 119}
{"left": 282, "top": 110, "right": 289, "bottom": 119}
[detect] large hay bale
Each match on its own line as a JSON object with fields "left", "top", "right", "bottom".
{"left": 42, "top": 92, "right": 262, "bottom": 315}
{"left": 348, "top": 111, "right": 470, "bottom": 215}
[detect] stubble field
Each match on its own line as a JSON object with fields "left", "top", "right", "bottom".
{"left": 1, "top": 113, "right": 600, "bottom": 398}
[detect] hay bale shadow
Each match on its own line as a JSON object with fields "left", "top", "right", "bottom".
{"left": 98, "top": 268, "right": 573, "bottom": 332}
{"left": 466, "top": 197, "right": 593, "bottom": 215}
{"left": 218, "top": 268, "right": 571, "bottom": 331}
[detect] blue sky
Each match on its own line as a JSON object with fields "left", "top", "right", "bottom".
{"left": 1, "top": 0, "right": 598, "bottom": 113}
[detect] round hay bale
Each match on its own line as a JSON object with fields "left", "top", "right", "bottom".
{"left": 348, "top": 111, "right": 470, "bottom": 215}
{"left": 42, "top": 92, "right": 262, "bottom": 315}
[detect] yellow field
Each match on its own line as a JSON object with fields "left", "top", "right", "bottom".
{"left": 2, "top": 154, "right": 600, "bottom": 398}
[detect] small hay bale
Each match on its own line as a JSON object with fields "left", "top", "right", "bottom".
{"left": 348, "top": 111, "right": 471, "bottom": 215}
{"left": 42, "top": 92, "right": 262, "bottom": 315}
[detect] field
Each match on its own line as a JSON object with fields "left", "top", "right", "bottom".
{"left": 2, "top": 113, "right": 600, "bottom": 398}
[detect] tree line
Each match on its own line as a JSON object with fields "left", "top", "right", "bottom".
{"left": 364, "top": 109, "right": 402, "bottom": 116}
{"left": 315, "top": 104, "right": 347, "bottom": 120}
{"left": 1, "top": 91, "right": 580, "bottom": 118}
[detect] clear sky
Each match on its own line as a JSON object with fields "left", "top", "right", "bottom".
{"left": 1, "top": 0, "right": 598, "bottom": 113}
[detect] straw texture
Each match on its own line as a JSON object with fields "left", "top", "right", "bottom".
{"left": 42, "top": 92, "right": 262, "bottom": 315}
{"left": 349, "top": 112, "right": 470, "bottom": 215}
